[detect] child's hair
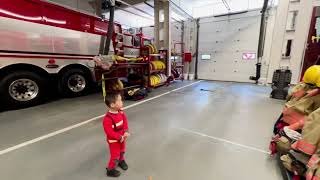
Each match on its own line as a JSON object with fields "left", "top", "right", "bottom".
{"left": 104, "top": 91, "right": 121, "bottom": 108}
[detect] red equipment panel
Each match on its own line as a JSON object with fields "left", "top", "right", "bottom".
{"left": 183, "top": 52, "right": 192, "bottom": 62}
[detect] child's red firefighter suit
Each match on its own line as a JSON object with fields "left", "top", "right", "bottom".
{"left": 103, "top": 111, "right": 129, "bottom": 170}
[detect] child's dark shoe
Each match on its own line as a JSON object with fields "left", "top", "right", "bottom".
{"left": 118, "top": 160, "right": 128, "bottom": 170}
{"left": 107, "top": 168, "right": 121, "bottom": 177}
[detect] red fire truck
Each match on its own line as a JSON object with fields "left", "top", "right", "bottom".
{"left": 0, "top": 0, "right": 122, "bottom": 108}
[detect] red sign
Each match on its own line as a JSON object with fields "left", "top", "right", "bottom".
{"left": 242, "top": 53, "right": 256, "bottom": 60}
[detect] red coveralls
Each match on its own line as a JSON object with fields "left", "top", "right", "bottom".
{"left": 103, "top": 111, "right": 129, "bottom": 170}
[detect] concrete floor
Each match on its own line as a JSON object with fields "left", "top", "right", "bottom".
{"left": 0, "top": 81, "right": 284, "bottom": 180}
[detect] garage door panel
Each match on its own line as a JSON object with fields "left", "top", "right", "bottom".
{"left": 199, "top": 66, "right": 254, "bottom": 82}
{"left": 198, "top": 57, "right": 212, "bottom": 75}
{"left": 228, "top": 17, "right": 260, "bottom": 29}
{"left": 198, "top": 11, "right": 260, "bottom": 82}
{"left": 199, "top": 33, "right": 230, "bottom": 46}
{"left": 224, "top": 34, "right": 259, "bottom": 51}
{"left": 199, "top": 22, "right": 230, "bottom": 41}
{"left": 200, "top": 20, "right": 229, "bottom": 33}
{"left": 227, "top": 42, "right": 258, "bottom": 52}
{"left": 205, "top": 40, "right": 258, "bottom": 53}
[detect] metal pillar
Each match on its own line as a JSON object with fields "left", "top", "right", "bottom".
{"left": 154, "top": 0, "right": 160, "bottom": 50}
{"left": 154, "top": 0, "right": 171, "bottom": 76}
{"left": 163, "top": 0, "right": 171, "bottom": 75}
{"left": 185, "top": 19, "right": 198, "bottom": 80}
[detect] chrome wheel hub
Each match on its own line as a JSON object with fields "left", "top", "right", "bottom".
{"left": 67, "top": 74, "right": 86, "bottom": 93}
{"left": 9, "top": 79, "right": 39, "bottom": 101}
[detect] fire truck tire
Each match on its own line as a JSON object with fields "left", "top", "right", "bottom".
{"left": 59, "top": 68, "right": 91, "bottom": 97}
{"left": 0, "top": 71, "right": 46, "bottom": 108}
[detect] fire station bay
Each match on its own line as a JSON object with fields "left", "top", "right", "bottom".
{"left": 3, "top": 0, "right": 320, "bottom": 179}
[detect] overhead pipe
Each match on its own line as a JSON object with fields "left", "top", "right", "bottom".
{"left": 221, "top": 0, "right": 231, "bottom": 11}
{"left": 250, "top": 0, "right": 269, "bottom": 83}
{"left": 144, "top": 0, "right": 154, "bottom": 8}
{"left": 214, "top": 10, "right": 248, "bottom": 17}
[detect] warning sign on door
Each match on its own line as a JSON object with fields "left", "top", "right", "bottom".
{"left": 242, "top": 53, "right": 256, "bottom": 60}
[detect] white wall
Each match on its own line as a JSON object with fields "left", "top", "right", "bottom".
{"left": 266, "top": 0, "right": 316, "bottom": 84}
{"left": 140, "top": 26, "right": 154, "bottom": 39}
{"left": 259, "top": 7, "right": 278, "bottom": 84}
{"left": 141, "top": 22, "right": 183, "bottom": 49}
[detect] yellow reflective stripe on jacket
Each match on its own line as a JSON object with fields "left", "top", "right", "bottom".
{"left": 108, "top": 140, "right": 118, "bottom": 143}
{"left": 102, "top": 74, "right": 106, "bottom": 99}
{"left": 111, "top": 120, "right": 123, "bottom": 128}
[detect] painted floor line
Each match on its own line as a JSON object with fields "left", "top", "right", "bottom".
{"left": 177, "top": 127, "right": 270, "bottom": 154}
{"left": 0, "top": 81, "right": 202, "bottom": 156}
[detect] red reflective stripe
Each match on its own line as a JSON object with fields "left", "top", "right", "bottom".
{"left": 0, "top": 54, "right": 93, "bottom": 60}
{"left": 293, "top": 90, "right": 306, "bottom": 98}
{"left": 313, "top": 176, "right": 320, "bottom": 180}
{"left": 306, "top": 172, "right": 314, "bottom": 180}
{"left": 308, "top": 155, "right": 320, "bottom": 168}
{"left": 295, "top": 140, "right": 316, "bottom": 155}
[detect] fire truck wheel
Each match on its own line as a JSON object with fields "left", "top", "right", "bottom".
{"left": 60, "top": 68, "right": 91, "bottom": 97}
{"left": 0, "top": 71, "right": 46, "bottom": 108}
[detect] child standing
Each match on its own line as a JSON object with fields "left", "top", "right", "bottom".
{"left": 103, "top": 92, "right": 130, "bottom": 177}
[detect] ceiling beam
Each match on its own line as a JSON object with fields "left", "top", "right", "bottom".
{"left": 144, "top": 1, "right": 180, "bottom": 22}
{"left": 116, "top": 0, "right": 154, "bottom": 17}
{"left": 117, "top": 7, "right": 153, "bottom": 20}
{"left": 168, "top": 0, "right": 193, "bottom": 20}
{"left": 119, "top": 0, "right": 145, "bottom": 5}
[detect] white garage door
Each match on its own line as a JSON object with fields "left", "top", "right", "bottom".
{"left": 198, "top": 10, "right": 261, "bottom": 82}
